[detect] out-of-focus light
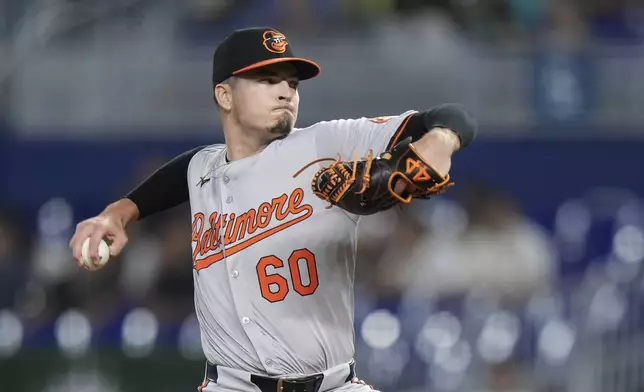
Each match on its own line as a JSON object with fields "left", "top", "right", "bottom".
{"left": 604, "top": 257, "right": 640, "bottom": 284}
{"left": 425, "top": 199, "right": 468, "bottom": 237}
{"left": 396, "top": 293, "right": 435, "bottom": 337}
{"left": 554, "top": 200, "right": 591, "bottom": 241}
{"left": 538, "top": 319, "right": 576, "bottom": 365}
{"left": 415, "top": 312, "right": 461, "bottom": 363}
{"left": 428, "top": 341, "right": 472, "bottom": 390}
{"left": 554, "top": 200, "right": 591, "bottom": 263}
{"left": 178, "top": 313, "right": 204, "bottom": 360}
{"left": 463, "top": 290, "right": 500, "bottom": 322}
{"left": 21, "top": 282, "right": 47, "bottom": 319}
{"left": 361, "top": 310, "right": 401, "bottom": 349}
{"left": 354, "top": 285, "right": 378, "bottom": 327}
{"left": 422, "top": 312, "right": 462, "bottom": 349}
{"left": 55, "top": 309, "right": 92, "bottom": 358}
{"left": 42, "top": 369, "right": 116, "bottom": 392}
{"left": 434, "top": 340, "right": 472, "bottom": 373}
{"left": 525, "top": 292, "right": 563, "bottom": 325}
{"left": 613, "top": 225, "right": 644, "bottom": 264}
{"left": 429, "top": 366, "right": 464, "bottom": 392}
{"left": 122, "top": 308, "right": 158, "bottom": 358}
{"left": 366, "top": 341, "right": 410, "bottom": 386}
{"left": 476, "top": 311, "right": 520, "bottom": 364}
{"left": 38, "top": 198, "right": 73, "bottom": 237}
{"left": 0, "top": 310, "right": 23, "bottom": 357}
{"left": 615, "top": 200, "right": 644, "bottom": 227}
{"left": 588, "top": 284, "right": 626, "bottom": 333}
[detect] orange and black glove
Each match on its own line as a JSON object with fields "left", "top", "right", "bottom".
{"left": 294, "top": 137, "right": 453, "bottom": 215}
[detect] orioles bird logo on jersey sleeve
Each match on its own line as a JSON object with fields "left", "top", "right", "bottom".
{"left": 368, "top": 116, "right": 393, "bottom": 124}
{"left": 263, "top": 30, "right": 288, "bottom": 54}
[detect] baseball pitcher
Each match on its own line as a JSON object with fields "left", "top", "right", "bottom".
{"left": 69, "top": 27, "right": 477, "bottom": 392}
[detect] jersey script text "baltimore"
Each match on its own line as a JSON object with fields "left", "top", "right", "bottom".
{"left": 191, "top": 188, "right": 314, "bottom": 271}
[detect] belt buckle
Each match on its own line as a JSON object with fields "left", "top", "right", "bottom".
{"left": 276, "top": 374, "right": 323, "bottom": 392}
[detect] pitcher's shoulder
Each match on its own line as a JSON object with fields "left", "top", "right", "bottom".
{"left": 191, "top": 144, "right": 225, "bottom": 160}
{"left": 194, "top": 143, "right": 226, "bottom": 157}
{"left": 188, "top": 143, "right": 226, "bottom": 172}
{"left": 289, "top": 111, "right": 417, "bottom": 136}
{"left": 286, "top": 120, "right": 346, "bottom": 143}
{"left": 291, "top": 118, "right": 350, "bottom": 134}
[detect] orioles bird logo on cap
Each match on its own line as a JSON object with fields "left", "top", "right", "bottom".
{"left": 263, "top": 30, "right": 288, "bottom": 54}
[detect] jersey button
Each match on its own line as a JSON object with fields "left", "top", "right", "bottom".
{"left": 231, "top": 270, "right": 239, "bottom": 278}
{"left": 265, "top": 359, "right": 274, "bottom": 366}
{"left": 241, "top": 317, "right": 250, "bottom": 325}
{"left": 226, "top": 196, "right": 233, "bottom": 204}
{"left": 223, "top": 176, "right": 230, "bottom": 184}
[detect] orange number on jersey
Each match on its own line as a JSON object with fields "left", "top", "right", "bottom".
{"left": 288, "top": 249, "right": 319, "bottom": 297}
{"left": 256, "top": 255, "right": 289, "bottom": 303}
{"left": 257, "top": 249, "right": 319, "bottom": 303}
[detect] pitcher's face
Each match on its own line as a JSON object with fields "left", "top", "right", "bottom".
{"left": 231, "top": 62, "right": 300, "bottom": 140}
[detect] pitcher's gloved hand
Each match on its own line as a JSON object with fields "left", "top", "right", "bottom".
{"left": 293, "top": 137, "right": 454, "bottom": 215}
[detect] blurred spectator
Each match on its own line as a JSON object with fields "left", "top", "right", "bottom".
{"left": 475, "top": 360, "right": 534, "bottom": 392}
{"left": 448, "top": 0, "right": 517, "bottom": 42}
{"left": 379, "top": 185, "right": 557, "bottom": 304}
{"left": 183, "top": 0, "right": 255, "bottom": 23}
{"left": 507, "top": 0, "right": 547, "bottom": 34}
{"left": 117, "top": 220, "right": 164, "bottom": 304}
{"left": 0, "top": 208, "right": 29, "bottom": 310}
{"left": 530, "top": 1, "right": 597, "bottom": 126}
{"left": 587, "top": 0, "right": 642, "bottom": 44}
{"left": 356, "top": 207, "right": 428, "bottom": 301}
{"left": 117, "top": 156, "right": 190, "bottom": 307}
{"left": 540, "top": 1, "right": 589, "bottom": 50}
{"left": 26, "top": 198, "right": 81, "bottom": 322}
{"left": 148, "top": 212, "right": 194, "bottom": 324}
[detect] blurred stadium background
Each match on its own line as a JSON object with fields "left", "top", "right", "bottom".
{"left": 2, "top": 0, "right": 644, "bottom": 391}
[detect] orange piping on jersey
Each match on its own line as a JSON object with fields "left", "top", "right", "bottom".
{"left": 292, "top": 156, "right": 338, "bottom": 178}
{"left": 197, "top": 379, "right": 209, "bottom": 392}
{"left": 192, "top": 188, "right": 313, "bottom": 272}
{"left": 387, "top": 112, "right": 416, "bottom": 150}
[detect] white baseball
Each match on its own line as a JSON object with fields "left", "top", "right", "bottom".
{"left": 81, "top": 238, "right": 110, "bottom": 270}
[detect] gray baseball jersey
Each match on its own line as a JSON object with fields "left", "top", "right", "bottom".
{"left": 187, "top": 110, "right": 416, "bottom": 380}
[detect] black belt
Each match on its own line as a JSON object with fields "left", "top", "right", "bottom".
{"left": 205, "top": 361, "right": 356, "bottom": 392}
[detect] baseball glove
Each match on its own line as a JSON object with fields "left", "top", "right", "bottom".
{"left": 293, "top": 137, "right": 454, "bottom": 215}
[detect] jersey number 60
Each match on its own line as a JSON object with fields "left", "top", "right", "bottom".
{"left": 256, "top": 249, "right": 319, "bottom": 303}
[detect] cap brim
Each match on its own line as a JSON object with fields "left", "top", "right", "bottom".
{"left": 232, "top": 57, "right": 321, "bottom": 81}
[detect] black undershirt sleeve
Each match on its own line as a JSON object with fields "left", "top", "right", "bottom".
{"left": 385, "top": 104, "right": 477, "bottom": 151}
{"left": 124, "top": 145, "right": 207, "bottom": 220}
{"left": 385, "top": 112, "right": 426, "bottom": 151}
